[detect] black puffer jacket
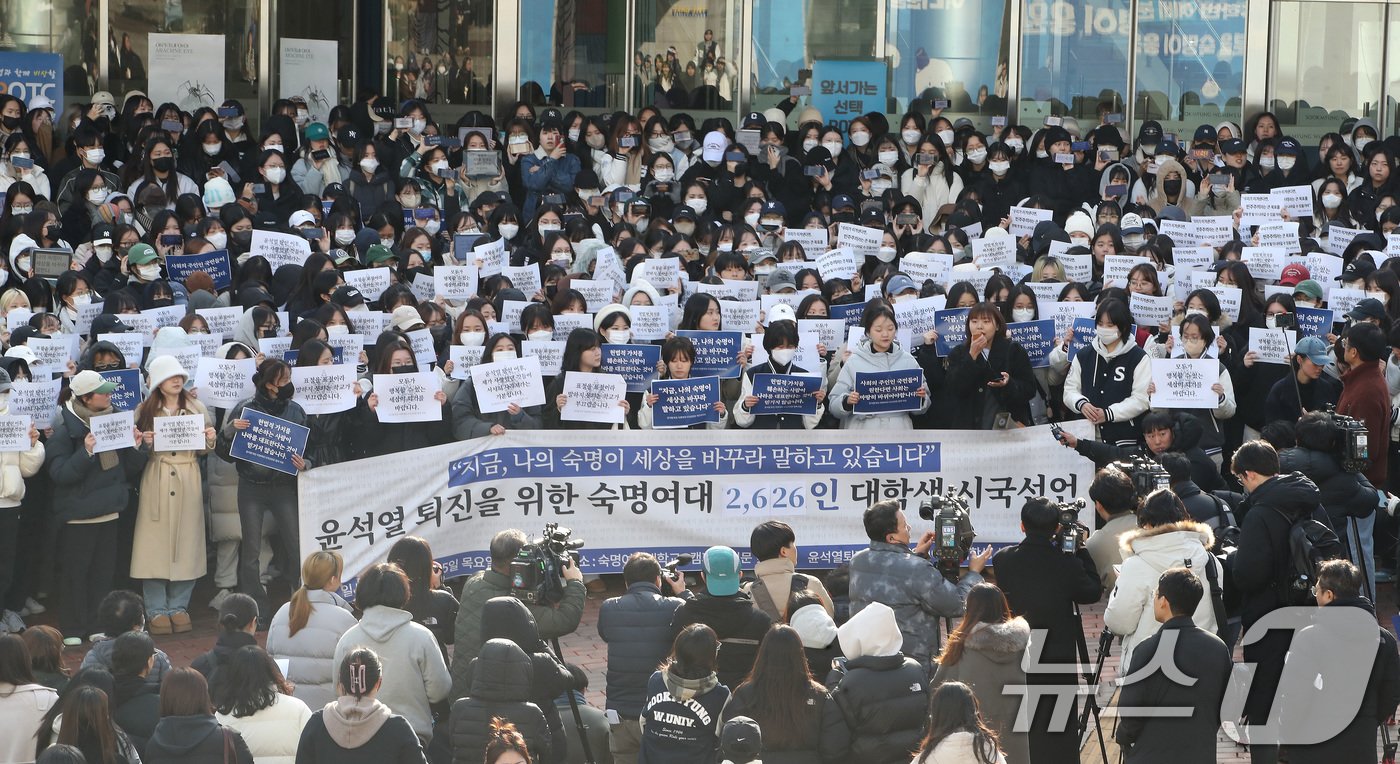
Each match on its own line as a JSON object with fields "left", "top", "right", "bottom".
{"left": 670, "top": 592, "right": 773, "bottom": 689}
{"left": 1231, "top": 472, "right": 1334, "bottom": 628}
{"left": 1279, "top": 447, "right": 1378, "bottom": 529}
{"left": 478, "top": 597, "right": 572, "bottom": 764}
{"left": 449, "top": 638, "right": 552, "bottom": 764}
{"left": 144, "top": 714, "right": 253, "bottom": 764}
{"left": 819, "top": 604, "right": 930, "bottom": 764}
{"left": 597, "top": 581, "right": 692, "bottom": 718}
{"left": 721, "top": 682, "right": 828, "bottom": 764}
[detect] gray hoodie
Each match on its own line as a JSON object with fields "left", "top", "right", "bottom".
{"left": 332, "top": 606, "right": 451, "bottom": 742}
{"left": 322, "top": 696, "right": 392, "bottom": 749}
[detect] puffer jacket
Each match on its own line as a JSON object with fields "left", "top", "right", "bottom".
{"left": 1103, "top": 521, "right": 1220, "bottom": 670}
{"left": 1231, "top": 472, "right": 1333, "bottom": 629}
{"left": 829, "top": 337, "right": 930, "bottom": 430}
{"left": 720, "top": 681, "right": 828, "bottom": 764}
{"left": 1278, "top": 447, "right": 1379, "bottom": 530}
{"left": 448, "top": 638, "right": 553, "bottom": 764}
{"left": 476, "top": 597, "right": 572, "bottom": 764}
{"left": 670, "top": 591, "right": 774, "bottom": 690}
{"left": 265, "top": 588, "right": 359, "bottom": 709}
{"left": 849, "top": 541, "right": 981, "bottom": 663}
{"left": 597, "top": 581, "right": 692, "bottom": 718}
{"left": 47, "top": 402, "right": 149, "bottom": 522}
{"left": 216, "top": 692, "right": 313, "bottom": 764}
{"left": 0, "top": 400, "right": 42, "bottom": 508}
{"left": 207, "top": 450, "right": 241, "bottom": 543}
{"left": 1140, "top": 158, "right": 1197, "bottom": 213}
{"left": 820, "top": 603, "right": 930, "bottom": 764}
{"left": 932, "top": 618, "right": 1031, "bottom": 764}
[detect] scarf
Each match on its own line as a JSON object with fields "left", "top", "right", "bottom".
{"left": 662, "top": 666, "right": 718, "bottom": 701}
{"left": 68, "top": 398, "right": 120, "bottom": 470}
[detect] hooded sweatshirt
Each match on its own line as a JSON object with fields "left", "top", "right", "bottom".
{"left": 638, "top": 666, "right": 730, "bottom": 764}
{"left": 332, "top": 606, "right": 451, "bottom": 742}
{"left": 820, "top": 602, "right": 930, "bottom": 764}
{"left": 296, "top": 696, "right": 426, "bottom": 764}
{"left": 144, "top": 714, "right": 253, "bottom": 764}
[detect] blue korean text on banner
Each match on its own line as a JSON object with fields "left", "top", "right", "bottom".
{"left": 1295, "top": 306, "right": 1337, "bottom": 339}
{"left": 0, "top": 52, "right": 63, "bottom": 115}
{"left": 599, "top": 343, "right": 662, "bottom": 393}
{"left": 751, "top": 373, "right": 821, "bottom": 416}
{"left": 101, "top": 368, "right": 142, "bottom": 412}
{"left": 853, "top": 369, "right": 925, "bottom": 414}
{"left": 1067, "top": 317, "right": 1136, "bottom": 358}
{"left": 165, "top": 250, "right": 233, "bottom": 290}
{"left": 284, "top": 346, "right": 343, "bottom": 365}
{"left": 651, "top": 377, "right": 721, "bottom": 428}
{"left": 811, "top": 61, "right": 888, "bottom": 132}
{"left": 230, "top": 408, "right": 309, "bottom": 475}
{"left": 675, "top": 331, "right": 742, "bottom": 379}
{"left": 1008, "top": 319, "right": 1056, "bottom": 369}
{"left": 934, "top": 308, "right": 971, "bottom": 356}
{"left": 321, "top": 200, "right": 333, "bottom": 218}
{"left": 830, "top": 300, "right": 868, "bottom": 330}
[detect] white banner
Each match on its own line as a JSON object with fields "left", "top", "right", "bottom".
{"left": 298, "top": 424, "right": 1096, "bottom": 584}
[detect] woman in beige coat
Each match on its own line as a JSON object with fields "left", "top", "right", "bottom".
{"left": 130, "top": 354, "right": 216, "bottom": 636}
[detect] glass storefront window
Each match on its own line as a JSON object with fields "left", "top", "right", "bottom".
{"left": 1132, "top": 0, "right": 1245, "bottom": 140}
{"left": 1270, "top": 1, "right": 1383, "bottom": 147}
{"left": 519, "top": 0, "right": 622, "bottom": 111}
{"left": 633, "top": 0, "right": 740, "bottom": 119}
{"left": 1019, "top": 0, "right": 1129, "bottom": 124}
{"left": 108, "top": 0, "right": 259, "bottom": 116}
{"left": 885, "top": 0, "right": 1011, "bottom": 134}
{"left": 751, "top": 0, "right": 878, "bottom": 125}
{"left": 384, "top": 0, "right": 492, "bottom": 108}
{"left": 279, "top": 0, "right": 354, "bottom": 122}
{"left": 0, "top": 4, "right": 96, "bottom": 100}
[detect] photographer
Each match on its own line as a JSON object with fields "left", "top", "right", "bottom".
{"left": 1057, "top": 410, "right": 1225, "bottom": 493}
{"left": 848, "top": 500, "right": 990, "bottom": 669}
{"left": 449, "top": 529, "right": 585, "bottom": 701}
{"left": 1083, "top": 465, "right": 1142, "bottom": 590}
{"left": 992, "top": 497, "right": 1103, "bottom": 763}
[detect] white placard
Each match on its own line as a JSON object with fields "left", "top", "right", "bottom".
{"left": 572, "top": 280, "right": 615, "bottom": 313}
{"left": 404, "top": 328, "right": 438, "bottom": 370}
{"left": 153, "top": 414, "right": 207, "bottom": 452}
{"left": 1271, "top": 185, "right": 1314, "bottom": 219}
{"left": 816, "top": 248, "right": 859, "bottom": 281}
{"left": 291, "top": 364, "right": 356, "bottom": 415}
{"left": 560, "top": 371, "right": 628, "bottom": 424}
{"left": 630, "top": 306, "right": 669, "bottom": 341}
{"left": 783, "top": 227, "right": 828, "bottom": 254}
{"left": 193, "top": 357, "right": 256, "bottom": 409}
{"left": 892, "top": 296, "right": 947, "bottom": 339}
{"left": 0, "top": 415, "right": 30, "bottom": 452}
{"left": 799, "top": 319, "right": 846, "bottom": 351}
{"left": 1103, "top": 255, "right": 1149, "bottom": 289}
{"left": 836, "top": 223, "right": 882, "bottom": 258}
{"left": 148, "top": 34, "right": 225, "bottom": 111}
{"left": 971, "top": 236, "right": 1016, "bottom": 271}
{"left": 503, "top": 264, "right": 542, "bottom": 298}
{"left": 1328, "top": 287, "right": 1366, "bottom": 317}
{"left": 90, "top": 410, "right": 135, "bottom": 454}
{"left": 76, "top": 302, "right": 104, "bottom": 335}
{"left": 258, "top": 337, "right": 292, "bottom": 359}
{"left": 10, "top": 379, "right": 59, "bottom": 428}
{"left": 1241, "top": 246, "right": 1287, "bottom": 281}
{"left": 1158, "top": 220, "right": 1197, "bottom": 247}
{"left": 249, "top": 229, "right": 311, "bottom": 270}
{"left": 1042, "top": 301, "right": 1096, "bottom": 337}
{"left": 1129, "top": 293, "right": 1173, "bottom": 326}
{"left": 1192, "top": 217, "right": 1234, "bottom": 248}
{"left": 521, "top": 340, "right": 565, "bottom": 376}
{"left": 1056, "top": 253, "right": 1092, "bottom": 283}
{"left": 697, "top": 281, "right": 756, "bottom": 302}
{"left": 551, "top": 314, "right": 593, "bottom": 341}
{"left": 593, "top": 246, "right": 627, "bottom": 295}
{"left": 434, "top": 265, "right": 479, "bottom": 300}
{"left": 474, "top": 238, "right": 505, "bottom": 277}
{"left": 448, "top": 345, "right": 486, "bottom": 381}
{"left": 900, "top": 252, "right": 953, "bottom": 287}
{"left": 471, "top": 356, "right": 547, "bottom": 413}
{"left": 719, "top": 300, "right": 762, "bottom": 332}
{"left": 1256, "top": 221, "right": 1301, "bottom": 254}
{"left": 1247, "top": 327, "right": 1298, "bottom": 365}
{"left": 1327, "top": 226, "right": 1364, "bottom": 256}
{"left": 195, "top": 307, "right": 243, "bottom": 339}
{"left": 343, "top": 268, "right": 392, "bottom": 301}
{"left": 372, "top": 372, "right": 442, "bottom": 423}
{"left": 634, "top": 258, "right": 680, "bottom": 290}
{"left": 1152, "top": 358, "right": 1219, "bottom": 409}
{"left": 1206, "top": 286, "right": 1243, "bottom": 322}
{"left": 1009, "top": 205, "right": 1054, "bottom": 237}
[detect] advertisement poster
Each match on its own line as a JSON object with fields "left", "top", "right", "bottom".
{"left": 279, "top": 38, "right": 338, "bottom": 122}
{"left": 148, "top": 34, "right": 226, "bottom": 112}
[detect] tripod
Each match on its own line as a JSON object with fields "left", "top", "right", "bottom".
{"left": 1075, "top": 605, "right": 1112, "bottom": 764}
{"left": 548, "top": 636, "right": 598, "bottom": 764}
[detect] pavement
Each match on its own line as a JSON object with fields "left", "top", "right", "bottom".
{"left": 24, "top": 575, "right": 1400, "bottom": 761}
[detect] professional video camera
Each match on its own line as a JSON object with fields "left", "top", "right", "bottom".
{"left": 1112, "top": 453, "right": 1171, "bottom": 498}
{"left": 918, "top": 494, "right": 977, "bottom": 579}
{"left": 510, "top": 523, "right": 585, "bottom": 605}
{"left": 1051, "top": 498, "right": 1090, "bottom": 554}
{"left": 1322, "top": 404, "right": 1370, "bottom": 474}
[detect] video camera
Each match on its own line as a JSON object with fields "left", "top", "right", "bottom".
{"left": 510, "top": 523, "right": 585, "bottom": 605}
{"left": 918, "top": 494, "right": 977, "bottom": 579}
{"left": 1112, "top": 453, "right": 1171, "bottom": 498}
{"left": 1051, "top": 498, "right": 1090, "bottom": 554}
{"left": 1322, "top": 404, "right": 1370, "bottom": 474}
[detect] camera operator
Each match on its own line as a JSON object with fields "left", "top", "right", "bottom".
{"left": 992, "top": 497, "right": 1103, "bottom": 763}
{"left": 848, "top": 499, "right": 991, "bottom": 670}
{"left": 1083, "top": 465, "right": 1142, "bottom": 590}
{"left": 449, "top": 529, "right": 585, "bottom": 701}
{"left": 1056, "top": 410, "right": 1225, "bottom": 492}
{"left": 1280, "top": 411, "right": 1388, "bottom": 597}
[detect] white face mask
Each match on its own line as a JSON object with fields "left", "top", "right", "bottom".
{"left": 94, "top": 244, "right": 113, "bottom": 262}
{"left": 459, "top": 330, "right": 485, "bottom": 347}
{"left": 822, "top": 141, "right": 843, "bottom": 158}
{"left": 87, "top": 188, "right": 107, "bottom": 204}
{"left": 527, "top": 330, "right": 553, "bottom": 342}
{"left": 1322, "top": 194, "right": 1342, "bottom": 209}
{"left": 870, "top": 180, "right": 892, "bottom": 195}
{"left": 137, "top": 263, "right": 161, "bottom": 281}
{"left": 86, "top": 147, "right": 106, "bottom": 165}
{"left": 1036, "top": 148, "right": 1049, "bottom": 159}
{"left": 1356, "top": 137, "right": 1372, "bottom": 152}
{"left": 901, "top": 129, "right": 922, "bottom": 145}
{"left": 744, "top": 212, "right": 760, "bottom": 227}
{"left": 876, "top": 246, "right": 898, "bottom": 262}
{"left": 568, "top": 128, "right": 581, "bottom": 142}
{"left": 648, "top": 136, "right": 673, "bottom": 153}
{"left": 607, "top": 329, "right": 631, "bottom": 344}
{"left": 430, "top": 160, "right": 449, "bottom": 174}
{"left": 587, "top": 134, "right": 606, "bottom": 150}
{"left": 892, "top": 293, "right": 916, "bottom": 304}
{"left": 1095, "top": 326, "right": 1121, "bottom": 345}
{"left": 412, "top": 118, "right": 427, "bottom": 133}
{"left": 1183, "top": 338, "right": 1206, "bottom": 356}
{"left": 334, "top": 229, "right": 356, "bottom": 245}
{"left": 264, "top": 166, "right": 287, "bottom": 184}
{"left": 326, "top": 324, "right": 349, "bottom": 337}
{"left": 1012, "top": 308, "right": 1035, "bottom": 323}
{"left": 1122, "top": 234, "right": 1146, "bottom": 249}
{"left": 538, "top": 223, "right": 561, "bottom": 235}
{"left": 1295, "top": 299, "right": 1316, "bottom": 309}
{"left": 1005, "top": 139, "right": 1024, "bottom": 153}
{"left": 360, "top": 157, "right": 380, "bottom": 173}
{"left": 937, "top": 129, "right": 955, "bottom": 146}
{"left": 849, "top": 131, "right": 870, "bottom": 147}
{"left": 424, "top": 219, "right": 441, "bottom": 235}
{"left": 967, "top": 148, "right": 987, "bottom": 164}
{"left": 1367, "top": 290, "right": 1389, "bottom": 305}
{"left": 653, "top": 168, "right": 674, "bottom": 182}
{"left": 989, "top": 161, "right": 1010, "bottom": 176}
{"left": 770, "top": 347, "right": 796, "bottom": 366}
{"left": 1260, "top": 155, "right": 1276, "bottom": 170}
{"left": 201, "top": 142, "right": 222, "bottom": 157}
{"left": 498, "top": 223, "right": 519, "bottom": 239}
{"left": 1277, "top": 156, "right": 1296, "bottom": 171}
{"left": 265, "top": 143, "right": 284, "bottom": 153}
{"left": 717, "top": 241, "right": 733, "bottom": 252}
{"left": 380, "top": 237, "right": 395, "bottom": 248}
{"left": 686, "top": 198, "right": 708, "bottom": 215}
{"left": 802, "top": 139, "right": 819, "bottom": 153}
{"left": 877, "top": 150, "right": 898, "bottom": 165}
{"left": 206, "top": 231, "right": 227, "bottom": 249}
{"left": 72, "top": 293, "right": 92, "bottom": 308}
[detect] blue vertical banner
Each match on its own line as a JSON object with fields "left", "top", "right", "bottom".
{"left": 812, "top": 61, "right": 887, "bottom": 131}
{"left": 0, "top": 53, "right": 63, "bottom": 114}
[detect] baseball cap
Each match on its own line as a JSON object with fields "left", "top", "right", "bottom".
{"left": 336, "top": 124, "right": 361, "bottom": 146}
{"left": 70, "top": 369, "right": 118, "bottom": 397}
{"left": 1279, "top": 263, "right": 1310, "bottom": 287}
{"left": 1276, "top": 137, "right": 1301, "bottom": 157}
{"left": 289, "top": 210, "right": 317, "bottom": 228}
{"left": 702, "top": 546, "right": 742, "bottom": 596}
{"left": 91, "top": 91, "right": 116, "bottom": 108}
{"left": 305, "top": 122, "right": 330, "bottom": 141}
{"left": 364, "top": 244, "right": 397, "bottom": 265}
{"left": 1293, "top": 279, "right": 1324, "bottom": 301}
{"left": 90, "top": 223, "right": 114, "bottom": 247}
{"left": 746, "top": 247, "right": 777, "bottom": 266}
{"left": 1337, "top": 259, "right": 1376, "bottom": 282}
{"left": 126, "top": 243, "right": 158, "bottom": 265}
{"left": 760, "top": 200, "right": 786, "bottom": 219}
{"left": 1220, "top": 138, "right": 1246, "bottom": 155}
{"left": 832, "top": 194, "right": 856, "bottom": 212}
{"left": 330, "top": 285, "right": 366, "bottom": 308}
{"left": 1294, "top": 335, "right": 1331, "bottom": 366}
{"left": 702, "top": 131, "right": 729, "bottom": 163}
{"left": 1118, "top": 213, "right": 1145, "bottom": 235}
{"left": 766, "top": 270, "right": 796, "bottom": 294}
{"left": 859, "top": 207, "right": 885, "bottom": 226}
{"left": 885, "top": 274, "right": 917, "bottom": 297}
{"left": 1347, "top": 297, "right": 1388, "bottom": 322}
{"left": 391, "top": 304, "right": 425, "bottom": 331}
{"left": 720, "top": 717, "right": 762, "bottom": 764}
{"left": 0, "top": 368, "right": 12, "bottom": 395}
{"left": 1138, "top": 120, "right": 1163, "bottom": 143}
{"left": 767, "top": 302, "right": 796, "bottom": 324}
{"left": 27, "top": 95, "right": 54, "bottom": 113}
{"left": 1192, "top": 124, "right": 1217, "bottom": 145}
{"left": 743, "top": 111, "right": 765, "bottom": 129}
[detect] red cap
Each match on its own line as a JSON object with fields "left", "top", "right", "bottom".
{"left": 1279, "top": 263, "right": 1311, "bottom": 287}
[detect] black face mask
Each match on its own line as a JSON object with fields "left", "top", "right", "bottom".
{"left": 1, "top": 116, "right": 18, "bottom": 130}
{"left": 230, "top": 230, "right": 252, "bottom": 247}
{"left": 152, "top": 156, "right": 175, "bottom": 173}
{"left": 94, "top": 362, "right": 121, "bottom": 372}
{"left": 544, "top": 284, "right": 558, "bottom": 299}
{"left": 832, "top": 212, "right": 856, "bottom": 224}
{"left": 275, "top": 382, "right": 295, "bottom": 400}
{"left": 429, "top": 324, "right": 450, "bottom": 348}
{"left": 151, "top": 298, "right": 174, "bottom": 308}
{"left": 261, "top": 328, "right": 278, "bottom": 338}
{"left": 391, "top": 364, "right": 416, "bottom": 374}
{"left": 1163, "top": 178, "right": 1182, "bottom": 196}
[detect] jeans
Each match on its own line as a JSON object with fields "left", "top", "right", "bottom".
{"left": 236, "top": 480, "right": 299, "bottom": 618}
{"left": 60, "top": 520, "right": 118, "bottom": 638}
{"left": 141, "top": 579, "right": 196, "bottom": 616}
{"left": 1348, "top": 512, "right": 1378, "bottom": 600}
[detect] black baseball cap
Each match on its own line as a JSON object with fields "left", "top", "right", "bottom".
{"left": 330, "top": 285, "right": 366, "bottom": 308}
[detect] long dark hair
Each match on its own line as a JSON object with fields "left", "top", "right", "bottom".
{"left": 210, "top": 646, "right": 289, "bottom": 718}
{"left": 735, "top": 626, "right": 824, "bottom": 749}
{"left": 387, "top": 536, "right": 435, "bottom": 619}
{"left": 939, "top": 584, "right": 1013, "bottom": 667}
{"left": 560, "top": 327, "right": 602, "bottom": 373}
{"left": 36, "top": 667, "right": 114, "bottom": 754}
{"left": 665, "top": 623, "right": 718, "bottom": 680}
{"left": 0, "top": 633, "right": 35, "bottom": 691}
{"left": 915, "top": 682, "right": 1002, "bottom": 764}
{"left": 56, "top": 686, "right": 119, "bottom": 764}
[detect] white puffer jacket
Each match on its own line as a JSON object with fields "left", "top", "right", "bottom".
{"left": 1103, "top": 520, "right": 1220, "bottom": 670}
{"left": 216, "top": 691, "right": 313, "bottom": 764}
{"left": 0, "top": 403, "right": 43, "bottom": 508}
{"left": 265, "top": 588, "right": 358, "bottom": 709}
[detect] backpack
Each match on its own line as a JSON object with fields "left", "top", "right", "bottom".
{"left": 1272, "top": 506, "right": 1344, "bottom": 606}
{"left": 1185, "top": 555, "right": 1229, "bottom": 641}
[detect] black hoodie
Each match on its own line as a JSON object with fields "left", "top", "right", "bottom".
{"left": 111, "top": 672, "right": 161, "bottom": 755}
{"left": 191, "top": 629, "right": 258, "bottom": 680}
{"left": 144, "top": 714, "right": 253, "bottom": 764}
{"left": 478, "top": 597, "right": 572, "bottom": 764}
{"left": 1231, "top": 471, "right": 1334, "bottom": 627}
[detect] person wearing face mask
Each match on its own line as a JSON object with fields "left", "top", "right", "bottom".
{"left": 844, "top": 117, "right": 878, "bottom": 169}
{"left": 55, "top": 127, "right": 121, "bottom": 215}
{"left": 58, "top": 168, "right": 109, "bottom": 245}
{"left": 360, "top": 336, "right": 453, "bottom": 457}
{"left": 1063, "top": 298, "right": 1151, "bottom": 447}
{"left": 218, "top": 359, "right": 309, "bottom": 623}
{"left": 733, "top": 318, "right": 827, "bottom": 430}
{"left": 118, "top": 244, "right": 164, "bottom": 301}
{"left": 972, "top": 142, "right": 1028, "bottom": 229}
{"left": 751, "top": 126, "right": 808, "bottom": 224}
{"left": 829, "top": 303, "right": 929, "bottom": 430}
{"left": 127, "top": 137, "right": 199, "bottom": 208}
{"left": 291, "top": 123, "right": 349, "bottom": 197}
{"left": 901, "top": 138, "right": 964, "bottom": 231}
{"left": 1144, "top": 158, "right": 1195, "bottom": 213}
{"left": 1149, "top": 314, "right": 1236, "bottom": 463}
{"left": 450, "top": 332, "right": 543, "bottom": 439}
{"left": 545, "top": 326, "right": 632, "bottom": 430}
{"left": 943, "top": 301, "right": 1037, "bottom": 429}
{"left": 1124, "top": 121, "right": 1164, "bottom": 175}
{"left": 54, "top": 271, "right": 96, "bottom": 335}
{"left": 1258, "top": 137, "right": 1308, "bottom": 191}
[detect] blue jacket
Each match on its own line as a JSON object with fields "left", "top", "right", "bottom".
{"left": 597, "top": 582, "right": 692, "bottom": 717}
{"left": 520, "top": 149, "right": 581, "bottom": 219}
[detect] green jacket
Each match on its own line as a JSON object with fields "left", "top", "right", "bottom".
{"left": 448, "top": 569, "right": 585, "bottom": 701}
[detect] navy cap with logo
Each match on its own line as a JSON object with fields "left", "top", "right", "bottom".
{"left": 832, "top": 194, "right": 856, "bottom": 211}
{"left": 859, "top": 207, "right": 885, "bottom": 225}
{"left": 1192, "top": 124, "right": 1217, "bottom": 145}
{"left": 1348, "top": 297, "right": 1389, "bottom": 322}
{"left": 761, "top": 200, "right": 786, "bottom": 218}
{"left": 336, "top": 124, "right": 361, "bottom": 146}
{"left": 672, "top": 206, "right": 696, "bottom": 222}
{"left": 1220, "top": 138, "right": 1246, "bottom": 154}
{"left": 1138, "top": 120, "right": 1163, "bottom": 141}
{"left": 743, "top": 111, "right": 764, "bottom": 129}
{"left": 1338, "top": 259, "right": 1376, "bottom": 281}
{"left": 331, "top": 285, "right": 366, "bottom": 307}
{"left": 1276, "top": 137, "right": 1301, "bottom": 156}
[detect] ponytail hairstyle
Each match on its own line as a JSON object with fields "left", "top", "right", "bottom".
{"left": 338, "top": 647, "right": 382, "bottom": 699}
{"left": 288, "top": 550, "right": 343, "bottom": 637}
{"left": 484, "top": 717, "right": 533, "bottom": 764}
{"left": 217, "top": 592, "right": 259, "bottom": 634}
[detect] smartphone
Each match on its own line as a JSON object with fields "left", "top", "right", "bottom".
{"left": 1106, "top": 113, "right": 1124, "bottom": 124}
{"left": 790, "top": 85, "right": 811, "bottom": 97}
{"left": 1071, "top": 141, "right": 1091, "bottom": 152}
{"left": 374, "top": 122, "right": 391, "bottom": 135}
{"left": 1050, "top": 422, "right": 1067, "bottom": 443}
{"left": 1106, "top": 183, "right": 1128, "bottom": 197}
{"left": 9, "top": 155, "right": 33, "bottom": 169}
{"left": 933, "top": 99, "right": 950, "bottom": 110}
{"left": 562, "top": 213, "right": 583, "bottom": 225}
{"left": 159, "top": 234, "right": 183, "bottom": 247}
{"left": 588, "top": 195, "right": 605, "bottom": 208}
{"left": 508, "top": 141, "right": 530, "bottom": 156}
{"left": 1053, "top": 153, "right": 1075, "bottom": 164}
{"left": 803, "top": 165, "right": 826, "bottom": 177}
{"left": 394, "top": 117, "right": 413, "bottom": 130}
{"left": 425, "top": 135, "right": 443, "bottom": 147}
{"left": 435, "top": 136, "right": 462, "bottom": 149}
{"left": 1045, "top": 116, "right": 1063, "bottom": 127}
{"left": 301, "top": 228, "right": 323, "bottom": 240}
{"left": 861, "top": 168, "right": 881, "bottom": 180}
{"left": 217, "top": 107, "right": 239, "bottom": 118}
{"left": 895, "top": 213, "right": 919, "bottom": 227}
{"left": 671, "top": 131, "right": 691, "bottom": 145}
{"left": 916, "top": 153, "right": 937, "bottom": 166}
{"left": 860, "top": 200, "right": 884, "bottom": 215}
{"left": 542, "top": 193, "right": 566, "bottom": 207}
{"left": 1100, "top": 147, "right": 1120, "bottom": 161}
{"left": 613, "top": 188, "right": 636, "bottom": 204}
{"left": 724, "top": 150, "right": 746, "bottom": 163}
{"left": 161, "top": 119, "right": 183, "bottom": 133}
{"left": 1209, "top": 173, "right": 1229, "bottom": 186}
{"left": 312, "top": 148, "right": 331, "bottom": 161}
{"left": 252, "top": 183, "right": 267, "bottom": 194}
{"left": 435, "top": 167, "right": 456, "bottom": 178}
{"left": 414, "top": 207, "right": 436, "bottom": 220}
{"left": 618, "top": 136, "right": 639, "bottom": 148}
{"left": 991, "top": 116, "right": 1007, "bottom": 128}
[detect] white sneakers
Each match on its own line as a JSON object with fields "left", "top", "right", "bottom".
{"left": 208, "top": 588, "right": 233, "bottom": 611}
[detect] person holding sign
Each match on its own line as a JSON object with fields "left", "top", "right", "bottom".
{"left": 829, "top": 303, "right": 928, "bottom": 430}
{"left": 47, "top": 370, "right": 148, "bottom": 644}
{"left": 1063, "top": 298, "right": 1151, "bottom": 446}
{"left": 0, "top": 367, "right": 41, "bottom": 637}
{"left": 1148, "top": 315, "right": 1236, "bottom": 462}
{"left": 639, "top": 336, "right": 727, "bottom": 430}
{"left": 733, "top": 320, "right": 826, "bottom": 430}
{"left": 293, "top": 340, "right": 371, "bottom": 466}
{"left": 944, "top": 303, "right": 1037, "bottom": 429}
{"left": 219, "top": 359, "right": 308, "bottom": 625}
{"left": 129, "top": 355, "right": 216, "bottom": 636}
{"left": 362, "top": 336, "right": 452, "bottom": 454}
{"left": 545, "top": 328, "right": 629, "bottom": 429}
{"left": 450, "top": 333, "right": 542, "bottom": 438}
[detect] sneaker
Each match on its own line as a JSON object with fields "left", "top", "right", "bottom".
{"left": 87, "top": 633, "right": 105, "bottom": 643}
{"left": 22, "top": 597, "right": 44, "bottom": 615}
{"left": 62, "top": 637, "right": 81, "bottom": 647}
{"left": 208, "top": 588, "right": 232, "bottom": 611}
{"left": 1, "top": 610, "right": 24, "bottom": 633}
